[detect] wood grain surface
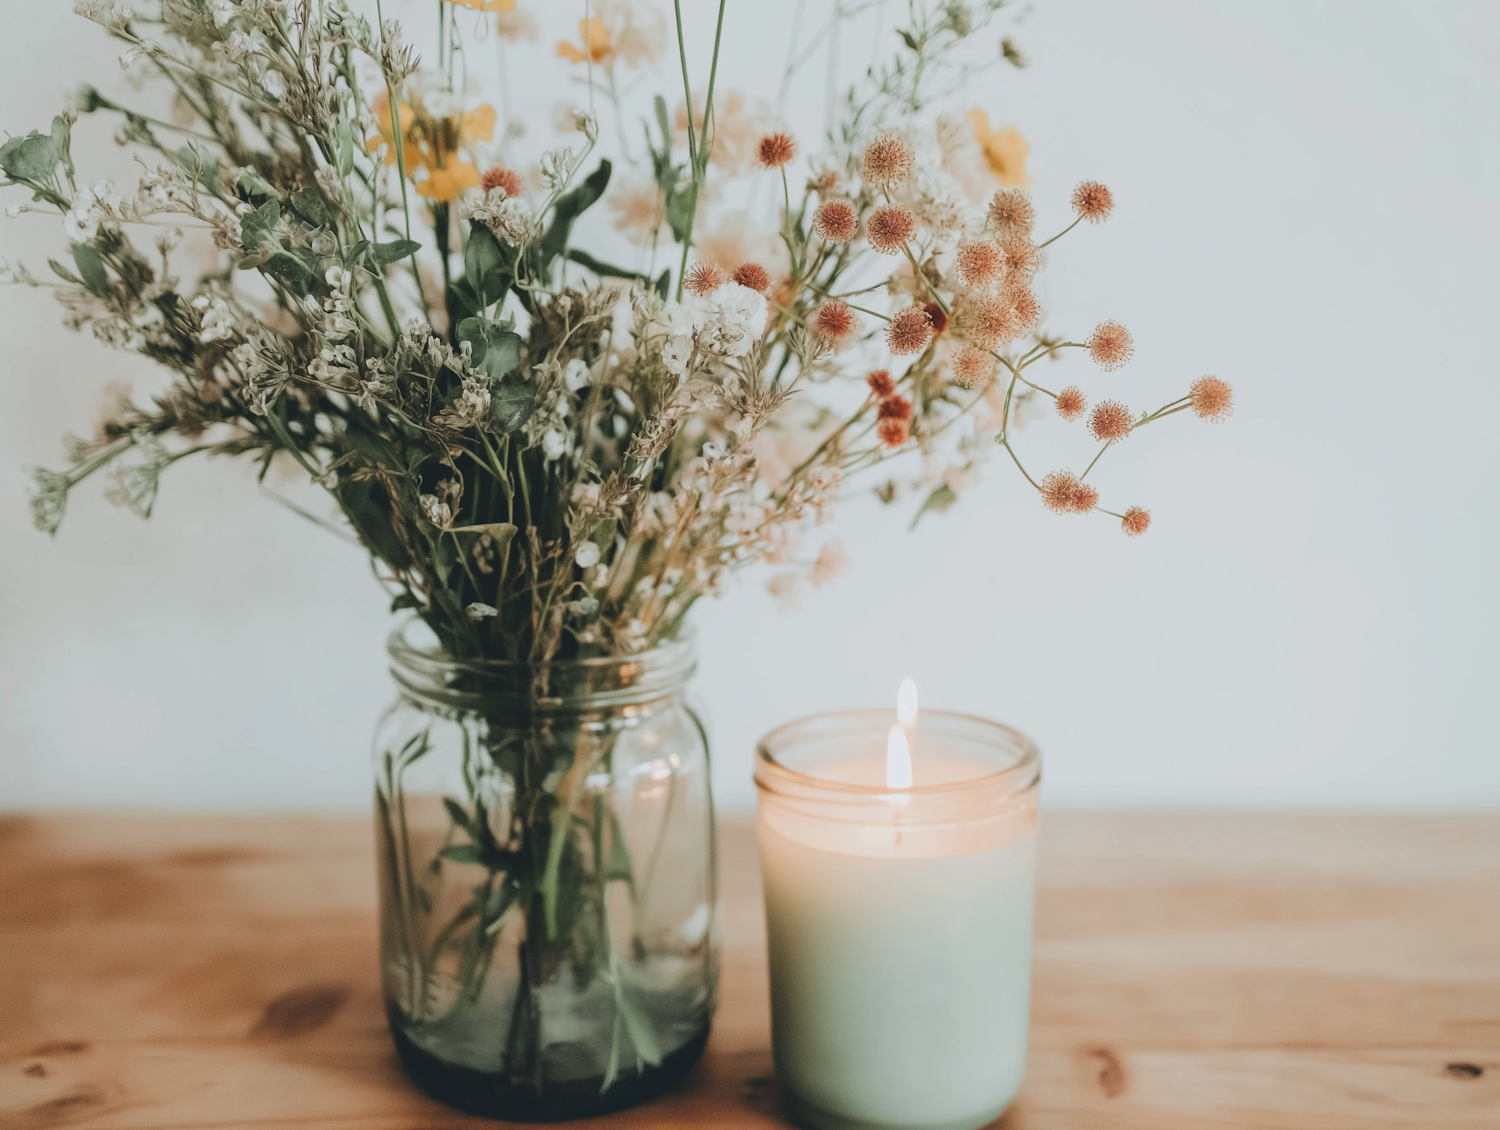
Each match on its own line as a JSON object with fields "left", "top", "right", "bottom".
{"left": 2, "top": 812, "right": 1497, "bottom": 1129}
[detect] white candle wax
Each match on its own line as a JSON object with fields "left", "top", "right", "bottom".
{"left": 756, "top": 714, "right": 1039, "bottom": 1130}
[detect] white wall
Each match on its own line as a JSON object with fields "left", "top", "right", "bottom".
{"left": 2, "top": 1, "right": 1497, "bottom": 813}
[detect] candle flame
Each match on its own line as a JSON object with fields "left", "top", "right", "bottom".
{"left": 886, "top": 725, "right": 912, "bottom": 789}
{"left": 897, "top": 677, "right": 918, "bottom": 728}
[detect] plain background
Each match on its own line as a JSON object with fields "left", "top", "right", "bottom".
{"left": 2, "top": 1, "right": 1497, "bottom": 814}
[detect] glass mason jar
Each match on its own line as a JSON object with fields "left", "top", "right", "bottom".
{"left": 373, "top": 622, "right": 718, "bottom": 1120}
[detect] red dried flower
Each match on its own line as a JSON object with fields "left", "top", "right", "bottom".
{"left": 1055, "top": 386, "right": 1087, "bottom": 421}
{"left": 1039, "top": 470, "right": 1099, "bottom": 515}
{"left": 960, "top": 294, "right": 1017, "bottom": 349}
{"left": 757, "top": 132, "right": 797, "bottom": 169}
{"left": 1121, "top": 507, "right": 1151, "bottom": 536}
{"left": 1189, "top": 375, "right": 1234, "bottom": 421}
{"left": 1071, "top": 180, "right": 1114, "bottom": 223}
{"left": 956, "top": 240, "right": 1004, "bottom": 289}
{"left": 952, "top": 346, "right": 994, "bottom": 389}
{"left": 922, "top": 301, "right": 948, "bottom": 336}
{"left": 813, "top": 299, "right": 857, "bottom": 340}
{"left": 481, "top": 166, "right": 523, "bottom": 197}
{"left": 866, "top": 204, "right": 916, "bottom": 254}
{"left": 885, "top": 306, "right": 934, "bottom": 356}
{"left": 987, "top": 188, "right": 1034, "bottom": 235}
{"left": 877, "top": 395, "right": 913, "bottom": 422}
{"left": 1088, "top": 400, "right": 1134, "bottom": 443}
{"left": 813, "top": 199, "right": 858, "bottom": 243}
{"left": 877, "top": 416, "right": 911, "bottom": 447}
{"left": 866, "top": 369, "right": 896, "bottom": 399}
{"left": 1087, "top": 321, "right": 1134, "bottom": 371}
{"left": 732, "top": 262, "right": 771, "bottom": 292}
{"left": 862, "top": 134, "right": 914, "bottom": 187}
{"left": 684, "top": 261, "right": 725, "bottom": 296}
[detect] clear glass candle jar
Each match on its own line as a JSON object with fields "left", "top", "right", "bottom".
{"left": 755, "top": 710, "right": 1040, "bottom": 1130}
{"left": 374, "top": 622, "right": 718, "bottom": 1119}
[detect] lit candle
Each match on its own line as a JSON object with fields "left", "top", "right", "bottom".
{"left": 755, "top": 689, "right": 1039, "bottom": 1130}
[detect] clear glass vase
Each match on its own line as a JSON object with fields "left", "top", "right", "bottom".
{"left": 373, "top": 623, "right": 718, "bottom": 1120}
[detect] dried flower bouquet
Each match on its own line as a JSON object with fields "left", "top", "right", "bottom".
{"left": 8, "top": 0, "right": 1231, "bottom": 1107}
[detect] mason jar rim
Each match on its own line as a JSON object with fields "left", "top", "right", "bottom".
{"left": 755, "top": 708, "right": 1040, "bottom": 801}
{"left": 386, "top": 618, "right": 697, "bottom": 713}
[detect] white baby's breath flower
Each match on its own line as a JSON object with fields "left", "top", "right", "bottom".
{"left": 542, "top": 429, "right": 569, "bottom": 462}
{"left": 207, "top": 0, "right": 237, "bottom": 29}
{"left": 573, "top": 111, "right": 599, "bottom": 144}
{"left": 325, "top": 265, "right": 353, "bottom": 290}
{"left": 465, "top": 602, "right": 498, "bottom": 620}
{"left": 574, "top": 541, "right": 601, "bottom": 568}
{"left": 75, "top": 1, "right": 133, "bottom": 30}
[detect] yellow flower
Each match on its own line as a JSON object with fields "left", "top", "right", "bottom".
{"left": 444, "top": 0, "right": 514, "bottom": 11}
{"left": 368, "top": 90, "right": 496, "bottom": 204}
{"left": 967, "top": 109, "right": 1029, "bottom": 186}
{"left": 557, "top": 17, "right": 613, "bottom": 66}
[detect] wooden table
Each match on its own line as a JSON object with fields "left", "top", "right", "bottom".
{"left": 2, "top": 813, "right": 1497, "bottom": 1129}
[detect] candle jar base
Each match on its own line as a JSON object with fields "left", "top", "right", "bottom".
{"left": 783, "top": 1089, "right": 1012, "bottom": 1130}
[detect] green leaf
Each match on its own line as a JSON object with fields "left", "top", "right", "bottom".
{"left": 456, "top": 317, "right": 523, "bottom": 382}
{"left": 236, "top": 168, "right": 281, "bottom": 200}
{"left": 491, "top": 377, "right": 536, "bottom": 433}
{"left": 288, "top": 187, "right": 333, "bottom": 228}
{"left": 50, "top": 116, "right": 74, "bottom": 183}
{"left": 240, "top": 199, "right": 281, "bottom": 251}
{"left": 565, "top": 248, "right": 653, "bottom": 285}
{"left": 463, "top": 221, "right": 508, "bottom": 309}
{"left": 614, "top": 982, "right": 664, "bottom": 1066}
{"left": 439, "top": 844, "right": 484, "bottom": 865}
{"left": 0, "top": 130, "right": 61, "bottom": 183}
{"left": 442, "top": 798, "right": 474, "bottom": 836}
{"left": 654, "top": 268, "right": 670, "bottom": 300}
{"left": 333, "top": 120, "right": 355, "bottom": 178}
{"left": 911, "top": 483, "right": 959, "bottom": 528}
{"left": 536, "top": 159, "right": 611, "bottom": 277}
{"left": 263, "top": 248, "right": 329, "bottom": 297}
{"left": 664, "top": 185, "right": 694, "bottom": 244}
{"left": 71, "top": 242, "right": 107, "bottom": 296}
{"left": 372, "top": 238, "right": 421, "bottom": 267}
{"left": 653, "top": 95, "right": 671, "bottom": 152}
{"left": 389, "top": 591, "right": 420, "bottom": 613}
{"left": 176, "top": 145, "right": 219, "bottom": 192}
{"left": 47, "top": 259, "right": 81, "bottom": 286}
{"left": 899, "top": 28, "right": 919, "bottom": 51}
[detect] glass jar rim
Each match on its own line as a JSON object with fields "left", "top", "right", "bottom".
{"left": 387, "top": 618, "right": 697, "bottom": 713}
{"left": 755, "top": 707, "right": 1040, "bottom": 801}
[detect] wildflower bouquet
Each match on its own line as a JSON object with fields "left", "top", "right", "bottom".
{"left": 10, "top": 0, "right": 1231, "bottom": 1112}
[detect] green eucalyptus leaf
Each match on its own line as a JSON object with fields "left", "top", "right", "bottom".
{"left": 236, "top": 168, "right": 281, "bottom": 200}
{"left": 491, "top": 377, "right": 536, "bottom": 434}
{"left": 71, "top": 242, "right": 108, "bottom": 296}
{"left": 0, "top": 130, "right": 62, "bottom": 183}
{"left": 262, "top": 249, "right": 317, "bottom": 295}
{"left": 289, "top": 187, "right": 333, "bottom": 228}
{"left": 240, "top": 199, "right": 281, "bottom": 251}
{"left": 48, "top": 258, "right": 81, "bottom": 285}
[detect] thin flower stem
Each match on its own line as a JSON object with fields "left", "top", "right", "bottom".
{"left": 1018, "top": 341, "right": 1086, "bottom": 368}
{"left": 993, "top": 351, "right": 1057, "bottom": 397}
{"left": 672, "top": 0, "right": 727, "bottom": 301}
{"left": 1037, "top": 214, "right": 1082, "bottom": 250}
{"left": 1079, "top": 442, "right": 1109, "bottom": 481}
{"left": 1001, "top": 437, "right": 1041, "bottom": 491}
